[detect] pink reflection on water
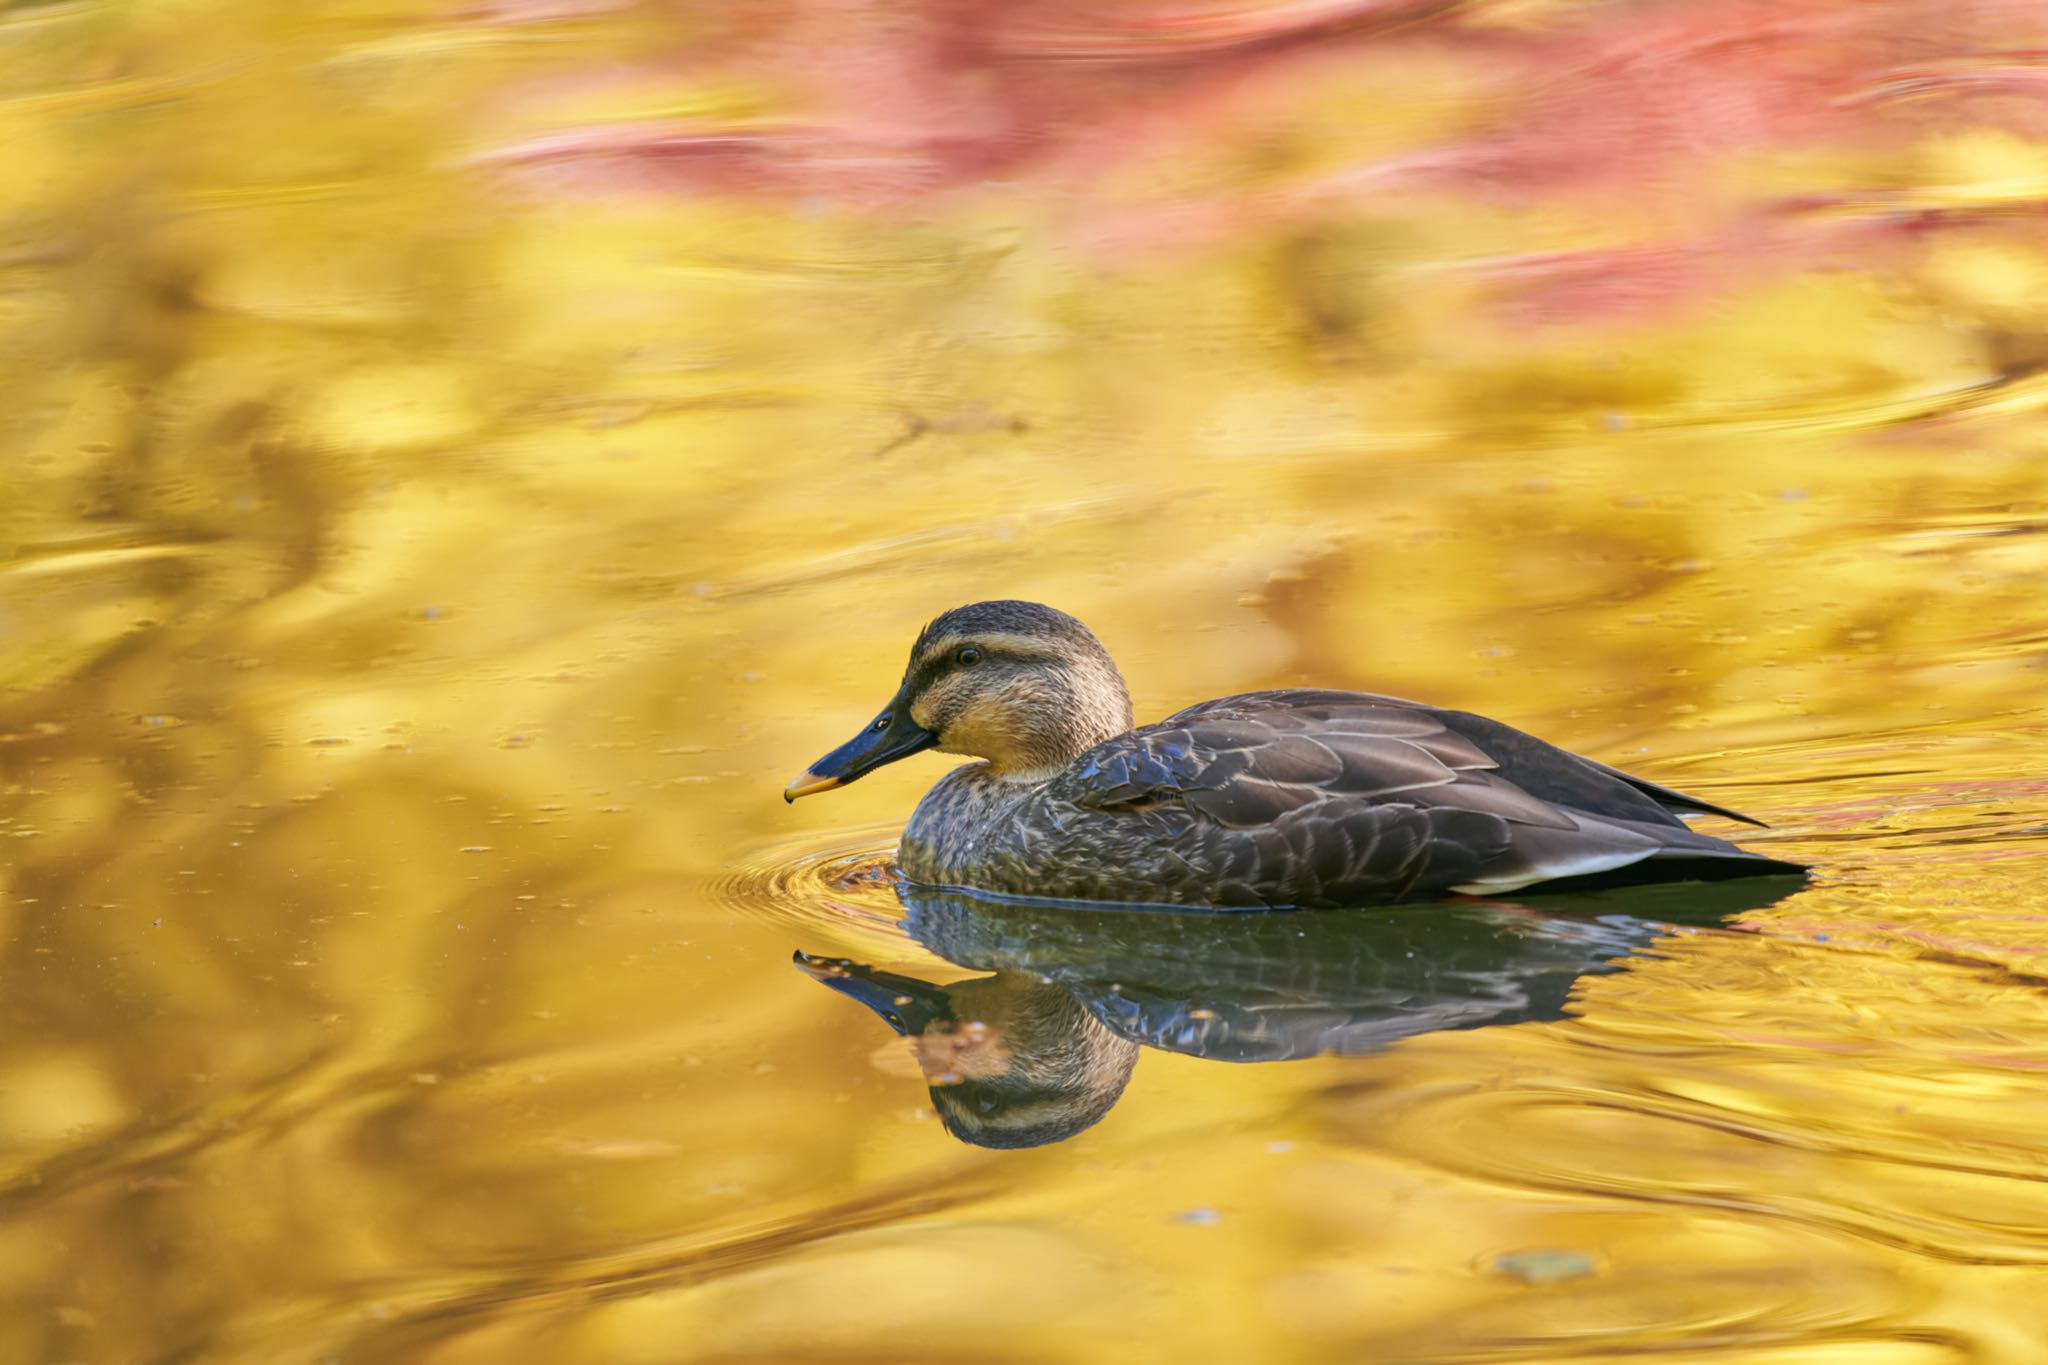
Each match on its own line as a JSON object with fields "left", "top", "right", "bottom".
{"left": 475, "top": 0, "right": 2048, "bottom": 326}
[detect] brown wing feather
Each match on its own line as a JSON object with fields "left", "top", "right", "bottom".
{"left": 1182, "top": 691, "right": 1767, "bottom": 828}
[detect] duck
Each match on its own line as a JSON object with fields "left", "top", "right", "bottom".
{"left": 783, "top": 600, "right": 1804, "bottom": 908}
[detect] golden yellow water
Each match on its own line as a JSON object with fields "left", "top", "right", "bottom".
{"left": 7, "top": 1, "right": 2048, "bottom": 1360}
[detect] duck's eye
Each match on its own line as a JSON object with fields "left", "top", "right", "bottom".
{"left": 955, "top": 646, "right": 982, "bottom": 666}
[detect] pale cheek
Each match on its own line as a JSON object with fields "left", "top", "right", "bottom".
{"left": 933, "top": 698, "right": 1023, "bottom": 758}
{"left": 914, "top": 1022, "right": 1013, "bottom": 1084}
{"left": 910, "top": 680, "right": 970, "bottom": 738}
{"left": 936, "top": 710, "right": 998, "bottom": 756}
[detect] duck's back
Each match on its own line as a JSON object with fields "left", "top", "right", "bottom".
{"left": 899, "top": 689, "right": 1800, "bottom": 908}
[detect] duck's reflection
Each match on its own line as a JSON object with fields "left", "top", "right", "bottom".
{"left": 796, "top": 878, "right": 1803, "bottom": 1148}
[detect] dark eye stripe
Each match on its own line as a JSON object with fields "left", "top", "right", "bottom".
{"left": 906, "top": 654, "right": 954, "bottom": 698}
{"left": 907, "top": 645, "right": 996, "bottom": 701}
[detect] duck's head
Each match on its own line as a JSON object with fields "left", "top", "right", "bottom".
{"left": 793, "top": 951, "right": 1140, "bottom": 1149}
{"left": 785, "top": 600, "right": 1133, "bottom": 800}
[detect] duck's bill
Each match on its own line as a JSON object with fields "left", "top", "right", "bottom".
{"left": 791, "top": 951, "right": 954, "bottom": 1034}
{"left": 783, "top": 700, "right": 937, "bottom": 802}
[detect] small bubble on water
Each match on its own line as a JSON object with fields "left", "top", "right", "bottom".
{"left": 1490, "top": 1248, "right": 1595, "bottom": 1284}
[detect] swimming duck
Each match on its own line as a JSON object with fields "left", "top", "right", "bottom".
{"left": 784, "top": 600, "right": 1803, "bottom": 907}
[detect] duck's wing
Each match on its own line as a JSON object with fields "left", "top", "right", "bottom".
{"left": 1399, "top": 703, "right": 1764, "bottom": 827}
{"left": 1048, "top": 690, "right": 1794, "bottom": 902}
{"left": 1174, "top": 690, "right": 1764, "bottom": 827}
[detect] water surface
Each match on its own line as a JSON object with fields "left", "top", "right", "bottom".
{"left": 5, "top": 1, "right": 2048, "bottom": 1361}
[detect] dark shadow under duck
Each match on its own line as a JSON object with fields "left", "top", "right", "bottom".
{"left": 785, "top": 600, "right": 1804, "bottom": 908}
{"left": 797, "top": 877, "right": 1802, "bottom": 1148}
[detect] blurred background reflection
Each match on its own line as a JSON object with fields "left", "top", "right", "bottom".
{"left": 5, "top": 0, "right": 2048, "bottom": 1360}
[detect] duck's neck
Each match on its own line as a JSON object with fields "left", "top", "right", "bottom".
{"left": 994, "top": 658, "right": 1134, "bottom": 782}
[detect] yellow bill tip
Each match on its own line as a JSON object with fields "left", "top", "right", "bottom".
{"left": 782, "top": 770, "right": 842, "bottom": 803}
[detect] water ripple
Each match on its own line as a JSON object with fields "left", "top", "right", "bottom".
{"left": 1329, "top": 1046, "right": 2048, "bottom": 1268}
{"left": 715, "top": 825, "right": 923, "bottom": 960}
